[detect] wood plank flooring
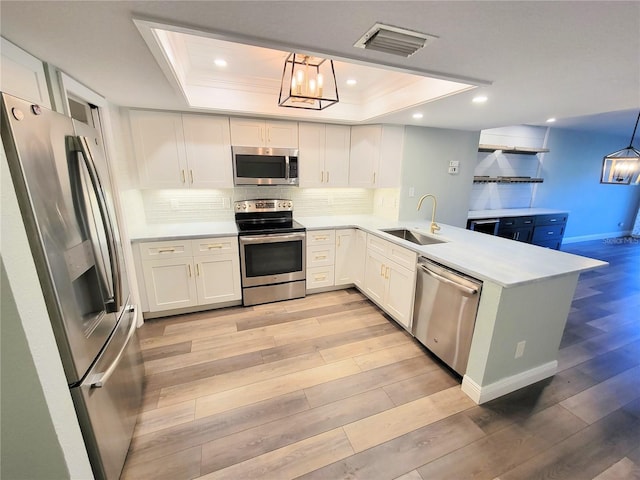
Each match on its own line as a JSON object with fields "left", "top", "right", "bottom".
{"left": 121, "top": 237, "right": 640, "bottom": 480}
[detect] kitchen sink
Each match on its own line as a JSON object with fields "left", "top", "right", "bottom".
{"left": 381, "top": 228, "right": 446, "bottom": 246}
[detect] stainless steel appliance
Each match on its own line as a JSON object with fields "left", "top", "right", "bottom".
{"left": 412, "top": 257, "right": 482, "bottom": 376}
{"left": 235, "top": 199, "right": 306, "bottom": 306}
{"left": 468, "top": 218, "right": 500, "bottom": 235}
{"left": 1, "top": 93, "right": 143, "bottom": 480}
{"left": 232, "top": 146, "right": 299, "bottom": 186}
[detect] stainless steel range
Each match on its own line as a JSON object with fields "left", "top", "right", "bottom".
{"left": 235, "top": 199, "right": 306, "bottom": 306}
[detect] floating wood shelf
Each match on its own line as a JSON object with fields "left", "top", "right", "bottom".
{"left": 478, "top": 144, "right": 550, "bottom": 155}
{"left": 473, "top": 176, "right": 544, "bottom": 184}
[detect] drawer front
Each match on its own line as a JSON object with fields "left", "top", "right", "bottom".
{"left": 532, "top": 224, "right": 564, "bottom": 242}
{"left": 138, "top": 240, "right": 192, "bottom": 259}
{"left": 532, "top": 238, "right": 562, "bottom": 250}
{"left": 307, "top": 265, "right": 335, "bottom": 289}
{"left": 191, "top": 236, "right": 238, "bottom": 256}
{"left": 367, "top": 234, "right": 390, "bottom": 257}
{"left": 536, "top": 213, "right": 568, "bottom": 226}
{"left": 307, "top": 229, "right": 335, "bottom": 245}
{"left": 387, "top": 243, "right": 417, "bottom": 272}
{"left": 499, "top": 216, "right": 535, "bottom": 228}
{"left": 307, "top": 244, "right": 335, "bottom": 267}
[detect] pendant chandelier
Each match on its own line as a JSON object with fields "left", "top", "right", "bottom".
{"left": 278, "top": 53, "right": 338, "bottom": 110}
{"left": 601, "top": 110, "right": 640, "bottom": 185}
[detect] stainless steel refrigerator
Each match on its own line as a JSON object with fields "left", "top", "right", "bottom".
{"left": 1, "top": 92, "right": 143, "bottom": 480}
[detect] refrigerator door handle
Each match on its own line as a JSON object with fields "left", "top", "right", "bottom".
{"left": 90, "top": 307, "right": 137, "bottom": 388}
{"left": 75, "top": 135, "right": 122, "bottom": 312}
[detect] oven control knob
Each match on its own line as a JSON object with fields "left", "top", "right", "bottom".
{"left": 287, "top": 202, "right": 292, "bottom": 207}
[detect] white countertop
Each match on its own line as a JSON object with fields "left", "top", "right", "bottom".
{"left": 467, "top": 208, "right": 568, "bottom": 219}
{"left": 129, "top": 221, "right": 238, "bottom": 242}
{"left": 297, "top": 215, "right": 606, "bottom": 288}
{"left": 129, "top": 214, "right": 607, "bottom": 288}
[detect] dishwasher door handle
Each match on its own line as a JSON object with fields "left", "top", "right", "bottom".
{"left": 418, "top": 264, "right": 479, "bottom": 295}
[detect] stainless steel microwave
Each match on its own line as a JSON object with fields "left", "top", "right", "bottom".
{"left": 232, "top": 146, "right": 299, "bottom": 186}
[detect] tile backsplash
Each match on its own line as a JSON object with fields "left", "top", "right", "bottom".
{"left": 135, "top": 187, "right": 375, "bottom": 224}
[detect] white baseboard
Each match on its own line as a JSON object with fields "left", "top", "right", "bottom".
{"left": 563, "top": 231, "right": 629, "bottom": 244}
{"left": 461, "top": 361, "right": 558, "bottom": 404}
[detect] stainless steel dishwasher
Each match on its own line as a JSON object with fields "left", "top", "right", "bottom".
{"left": 413, "top": 257, "right": 482, "bottom": 376}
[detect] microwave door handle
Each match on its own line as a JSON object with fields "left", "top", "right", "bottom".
{"left": 75, "top": 136, "right": 122, "bottom": 312}
{"left": 285, "top": 155, "right": 290, "bottom": 181}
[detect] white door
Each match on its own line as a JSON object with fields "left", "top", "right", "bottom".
{"left": 229, "top": 118, "right": 265, "bottom": 146}
{"left": 142, "top": 258, "right": 197, "bottom": 312}
{"left": 353, "top": 230, "right": 367, "bottom": 289}
{"left": 266, "top": 120, "right": 299, "bottom": 148}
{"left": 349, "top": 125, "right": 380, "bottom": 187}
{"left": 194, "top": 254, "right": 241, "bottom": 305}
{"left": 298, "top": 123, "right": 325, "bottom": 187}
{"left": 182, "top": 114, "right": 233, "bottom": 188}
{"left": 385, "top": 262, "right": 415, "bottom": 330}
{"left": 364, "top": 249, "right": 386, "bottom": 305}
{"left": 131, "top": 111, "right": 187, "bottom": 188}
{"left": 324, "top": 125, "right": 350, "bottom": 187}
{"left": 334, "top": 229, "right": 355, "bottom": 285}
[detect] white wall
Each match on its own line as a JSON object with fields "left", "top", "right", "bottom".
{"left": 398, "top": 126, "right": 480, "bottom": 227}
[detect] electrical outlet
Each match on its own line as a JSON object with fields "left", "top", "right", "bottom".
{"left": 515, "top": 340, "right": 526, "bottom": 359}
{"left": 448, "top": 166, "right": 459, "bottom": 174}
{"left": 449, "top": 160, "right": 460, "bottom": 167}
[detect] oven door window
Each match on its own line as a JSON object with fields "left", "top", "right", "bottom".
{"left": 236, "top": 155, "right": 286, "bottom": 179}
{"left": 244, "top": 240, "right": 303, "bottom": 277}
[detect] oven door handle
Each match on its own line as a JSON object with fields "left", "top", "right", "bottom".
{"left": 240, "top": 233, "right": 306, "bottom": 244}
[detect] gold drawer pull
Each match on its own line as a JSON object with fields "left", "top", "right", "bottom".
{"left": 315, "top": 255, "right": 327, "bottom": 260}
{"left": 207, "top": 244, "right": 223, "bottom": 249}
{"left": 158, "top": 248, "right": 176, "bottom": 253}
{"left": 315, "top": 275, "right": 326, "bottom": 281}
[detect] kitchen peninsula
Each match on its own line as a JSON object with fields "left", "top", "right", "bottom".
{"left": 129, "top": 215, "right": 607, "bottom": 404}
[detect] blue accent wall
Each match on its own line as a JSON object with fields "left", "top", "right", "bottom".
{"left": 534, "top": 128, "right": 640, "bottom": 241}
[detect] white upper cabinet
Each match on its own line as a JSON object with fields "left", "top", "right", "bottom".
{"left": 1, "top": 37, "right": 51, "bottom": 108}
{"left": 298, "top": 123, "right": 350, "bottom": 187}
{"left": 230, "top": 117, "right": 298, "bottom": 148}
{"left": 349, "top": 125, "right": 404, "bottom": 188}
{"left": 130, "top": 110, "right": 232, "bottom": 189}
{"left": 182, "top": 114, "right": 233, "bottom": 188}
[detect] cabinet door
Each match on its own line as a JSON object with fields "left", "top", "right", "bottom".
{"left": 229, "top": 117, "right": 265, "bottom": 146}
{"left": 324, "top": 125, "right": 351, "bottom": 187}
{"left": 307, "top": 265, "right": 335, "bottom": 290}
{"left": 364, "top": 249, "right": 387, "bottom": 305}
{"left": 349, "top": 125, "right": 381, "bottom": 187}
{"left": 307, "top": 244, "right": 335, "bottom": 268}
{"left": 1, "top": 38, "right": 51, "bottom": 109}
{"left": 194, "top": 254, "right": 241, "bottom": 305}
{"left": 142, "top": 258, "right": 197, "bottom": 312}
{"left": 131, "top": 111, "right": 188, "bottom": 188}
{"left": 266, "top": 120, "right": 298, "bottom": 148}
{"left": 385, "top": 262, "right": 415, "bottom": 330}
{"left": 353, "top": 230, "right": 367, "bottom": 289}
{"left": 182, "top": 114, "right": 233, "bottom": 188}
{"left": 335, "top": 229, "right": 355, "bottom": 286}
{"left": 377, "top": 125, "right": 404, "bottom": 188}
{"left": 298, "top": 123, "right": 325, "bottom": 187}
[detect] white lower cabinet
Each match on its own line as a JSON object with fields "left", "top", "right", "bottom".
{"left": 138, "top": 237, "right": 240, "bottom": 313}
{"left": 363, "top": 234, "right": 417, "bottom": 330}
{"left": 306, "top": 230, "right": 336, "bottom": 291}
{"left": 352, "top": 229, "right": 367, "bottom": 289}
{"left": 335, "top": 229, "right": 356, "bottom": 286}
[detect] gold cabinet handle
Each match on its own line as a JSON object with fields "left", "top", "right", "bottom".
{"left": 380, "top": 264, "right": 385, "bottom": 277}
{"left": 385, "top": 266, "right": 390, "bottom": 279}
{"left": 315, "top": 274, "right": 326, "bottom": 281}
{"left": 326, "top": 171, "right": 329, "bottom": 183}
{"left": 373, "top": 172, "right": 376, "bottom": 184}
{"left": 196, "top": 263, "right": 200, "bottom": 276}
{"left": 207, "top": 244, "right": 223, "bottom": 249}
{"left": 158, "top": 248, "right": 176, "bottom": 254}
{"left": 190, "top": 169, "right": 194, "bottom": 184}
{"left": 181, "top": 169, "right": 186, "bottom": 183}
{"left": 321, "top": 171, "right": 324, "bottom": 183}
{"left": 188, "top": 264, "right": 192, "bottom": 277}
{"left": 315, "top": 255, "right": 327, "bottom": 260}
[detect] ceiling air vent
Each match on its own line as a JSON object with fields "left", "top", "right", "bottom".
{"left": 354, "top": 23, "right": 437, "bottom": 57}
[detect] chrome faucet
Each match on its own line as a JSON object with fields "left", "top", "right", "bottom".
{"left": 417, "top": 194, "right": 441, "bottom": 234}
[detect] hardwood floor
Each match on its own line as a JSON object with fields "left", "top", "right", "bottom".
{"left": 121, "top": 237, "right": 640, "bottom": 480}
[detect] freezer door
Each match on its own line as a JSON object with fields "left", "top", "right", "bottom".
{"left": 1, "top": 93, "right": 120, "bottom": 383}
{"left": 73, "top": 303, "right": 143, "bottom": 480}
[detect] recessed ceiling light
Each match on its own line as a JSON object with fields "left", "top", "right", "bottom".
{"left": 472, "top": 95, "right": 488, "bottom": 104}
{"left": 412, "top": 113, "right": 424, "bottom": 119}
{"left": 214, "top": 58, "right": 227, "bottom": 67}
{"left": 346, "top": 79, "right": 357, "bottom": 86}
{"left": 546, "top": 117, "right": 556, "bottom": 123}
